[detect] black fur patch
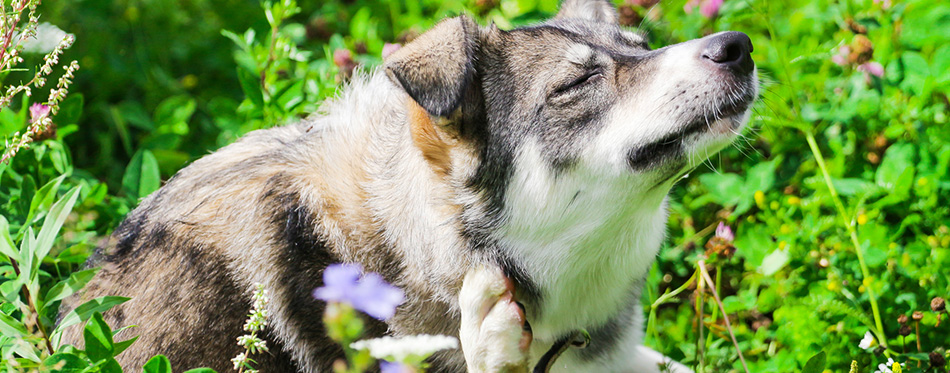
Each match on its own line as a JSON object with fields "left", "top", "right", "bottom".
{"left": 262, "top": 185, "right": 390, "bottom": 371}
{"left": 577, "top": 284, "right": 642, "bottom": 361}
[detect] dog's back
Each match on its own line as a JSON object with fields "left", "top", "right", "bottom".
{"left": 62, "top": 74, "right": 476, "bottom": 371}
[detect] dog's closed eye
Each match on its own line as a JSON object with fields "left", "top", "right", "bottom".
{"left": 553, "top": 68, "right": 604, "bottom": 96}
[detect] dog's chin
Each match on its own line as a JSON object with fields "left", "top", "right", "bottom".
{"left": 632, "top": 105, "right": 752, "bottom": 189}
{"left": 628, "top": 103, "right": 749, "bottom": 167}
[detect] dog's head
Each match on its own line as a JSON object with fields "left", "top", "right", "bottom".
{"left": 385, "top": 0, "right": 757, "bottom": 215}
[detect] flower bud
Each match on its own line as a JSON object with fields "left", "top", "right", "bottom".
{"left": 897, "top": 314, "right": 908, "bottom": 325}
{"left": 930, "top": 351, "right": 946, "bottom": 368}
{"left": 898, "top": 325, "right": 911, "bottom": 336}
{"left": 932, "top": 297, "right": 946, "bottom": 313}
{"left": 912, "top": 311, "right": 923, "bottom": 321}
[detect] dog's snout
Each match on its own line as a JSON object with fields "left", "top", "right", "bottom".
{"left": 701, "top": 31, "right": 754, "bottom": 75}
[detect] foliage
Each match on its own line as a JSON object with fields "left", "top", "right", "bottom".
{"left": 0, "top": 0, "right": 948, "bottom": 371}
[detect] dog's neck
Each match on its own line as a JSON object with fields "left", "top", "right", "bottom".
{"left": 491, "top": 140, "right": 670, "bottom": 343}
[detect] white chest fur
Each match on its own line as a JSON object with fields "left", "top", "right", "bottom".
{"left": 497, "top": 141, "right": 669, "bottom": 343}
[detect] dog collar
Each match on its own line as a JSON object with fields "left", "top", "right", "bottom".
{"left": 533, "top": 329, "right": 591, "bottom": 373}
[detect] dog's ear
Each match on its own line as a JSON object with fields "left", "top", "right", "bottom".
{"left": 384, "top": 16, "right": 479, "bottom": 118}
{"left": 554, "top": 0, "right": 618, "bottom": 23}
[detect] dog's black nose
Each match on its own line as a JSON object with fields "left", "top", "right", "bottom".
{"left": 701, "top": 31, "right": 754, "bottom": 75}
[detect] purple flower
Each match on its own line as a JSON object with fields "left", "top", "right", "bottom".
{"left": 715, "top": 222, "right": 734, "bottom": 242}
{"left": 313, "top": 263, "right": 405, "bottom": 320}
{"left": 29, "top": 103, "right": 50, "bottom": 123}
{"left": 382, "top": 43, "right": 402, "bottom": 58}
{"left": 699, "top": 0, "right": 723, "bottom": 18}
{"left": 380, "top": 360, "right": 413, "bottom": 373}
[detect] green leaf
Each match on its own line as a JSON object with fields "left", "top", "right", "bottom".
{"left": 801, "top": 351, "right": 826, "bottom": 373}
{"left": 34, "top": 186, "right": 82, "bottom": 263}
{"left": 43, "top": 352, "right": 89, "bottom": 372}
{"left": 113, "top": 335, "right": 138, "bottom": 357}
{"left": 44, "top": 268, "right": 101, "bottom": 306}
{"left": 122, "top": 150, "right": 161, "bottom": 200}
{"left": 17, "top": 227, "right": 39, "bottom": 301}
{"left": 21, "top": 174, "right": 66, "bottom": 233}
{"left": 237, "top": 67, "right": 264, "bottom": 108}
{"left": 0, "top": 311, "right": 29, "bottom": 337}
{"left": 0, "top": 215, "right": 19, "bottom": 262}
{"left": 153, "top": 95, "right": 196, "bottom": 129}
{"left": 697, "top": 173, "right": 744, "bottom": 207}
{"left": 182, "top": 368, "right": 218, "bottom": 373}
{"left": 143, "top": 355, "right": 173, "bottom": 373}
{"left": 83, "top": 312, "right": 114, "bottom": 362}
{"left": 57, "top": 94, "right": 85, "bottom": 127}
{"left": 52, "top": 296, "right": 130, "bottom": 348}
{"left": 876, "top": 143, "right": 916, "bottom": 189}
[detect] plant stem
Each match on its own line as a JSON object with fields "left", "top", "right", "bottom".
{"left": 9, "top": 258, "right": 55, "bottom": 355}
{"left": 699, "top": 260, "right": 749, "bottom": 373}
{"left": 696, "top": 266, "right": 705, "bottom": 373}
{"left": 647, "top": 270, "right": 699, "bottom": 352}
{"left": 804, "top": 132, "right": 886, "bottom": 347}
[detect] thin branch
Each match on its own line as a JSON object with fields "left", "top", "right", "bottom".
{"left": 698, "top": 260, "right": 749, "bottom": 373}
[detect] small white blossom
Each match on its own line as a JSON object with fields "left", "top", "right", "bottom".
{"left": 233, "top": 283, "right": 271, "bottom": 371}
{"left": 858, "top": 331, "right": 875, "bottom": 350}
{"left": 231, "top": 352, "right": 247, "bottom": 370}
{"left": 350, "top": 334, "right": 459, "bottom": 362}
{"left": 874, "top": 358, "right": 903, "bottom": 373}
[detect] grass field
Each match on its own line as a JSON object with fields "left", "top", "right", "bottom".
{"left": 2, "top": 0, "right": 949, "bottom": 371}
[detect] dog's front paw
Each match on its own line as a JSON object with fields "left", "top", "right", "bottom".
{"left": 459, "top": 267, "right": 532, "bottom": 373}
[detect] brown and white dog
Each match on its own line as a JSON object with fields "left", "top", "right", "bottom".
{"left": 61, "top": 0, "right": 757, "bottom": 371}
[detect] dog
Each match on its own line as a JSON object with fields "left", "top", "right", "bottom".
{"left": 61, "top": 0, "right": 757, "bottom": 371}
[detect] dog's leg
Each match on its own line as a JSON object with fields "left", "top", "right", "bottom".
{"left": 459, "top": 267, "right": 533, "bottom": 373}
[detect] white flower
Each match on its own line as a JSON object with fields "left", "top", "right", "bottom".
{"left": 231, "top": 352, "right": 247, "bottom": 370}
{"left": 874, "top": 358, "right": 903, "bottom": 373}
{"left": 858, "top": 331, "right": 875, "bottom": 350}
{"left": 351, "top": 334, "right": 459, "bottom": 362}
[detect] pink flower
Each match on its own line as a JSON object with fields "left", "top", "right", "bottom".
{"left": 832, "top": 46, "right": 850, "bottom": 66}
{"left": 685, "top": 0, "right": 723, "bottom": 18}
{"left": 333, "top": 49, "right": 353, "bottom": 68}
{"left": 684, "top": 0, "right": 700, "bottom": 13}
{"left": 29, "top": 103, "right": 50, "bottom": 123}
{"left": 382, "top": 43, "right": 402, "bottom": 58}
{"left": 700, "top": 0, "right": 723, "bottom": 18}
{"left": 715, "top": 222, "right": 734, "bottom": 242}
{"left": 857, "top": 61, "right": 884, "bottom": 77}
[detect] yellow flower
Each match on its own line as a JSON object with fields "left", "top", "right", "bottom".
{"left": 787, "top": 196, "right": 801, "bottom": 206}
{"left": 857, "top": 214, "right": 868, "bottom": 225}
{"left": 754, "top": 190, "right": 766, "bottom": 207}
{"left": 181, "top": 74, "right": 199, "bottom": 89}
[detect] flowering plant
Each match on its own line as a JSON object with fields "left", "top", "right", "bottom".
{"left": 0, "top": 0, "right": 79, "bottom": 164}
{"left": 314, "top": 263, "right": 458, "bottom": 372}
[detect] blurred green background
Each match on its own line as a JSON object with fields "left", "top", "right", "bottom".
{"left": 2, "top": 0, "right": 949, "bottom": 371}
